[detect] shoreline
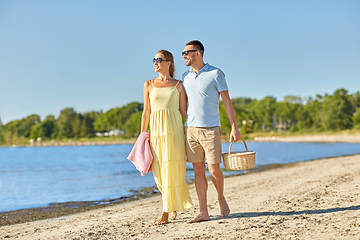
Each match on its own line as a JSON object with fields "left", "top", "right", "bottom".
{"left": 2, "top": 130, "right": 360, "bottom": 148}
{"left": 1, "top": 151, "right": 359, "bottom": 227}
{"left": 0, "top": 161, "right": 296, "bottom": 227}
{"left": 0, "top": 187, "right": 161, "bottom": 227}
{"left": 1, "top": 139, "right": 136, "bottom": 148}
{"left": 253, "top": 132, "right": 360, "bottom": 143}
{"left": 1, "top": 153, "right": 359, "bottom": 239}
{"left": 1, "top": 135, "right": 359, "bottom": 228}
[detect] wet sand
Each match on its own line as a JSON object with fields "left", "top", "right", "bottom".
{"left": 1, "top": 153, "right": 359, "bottom": 239}
{"left": 0, "top": 187, "right": 160, "bottom": 226}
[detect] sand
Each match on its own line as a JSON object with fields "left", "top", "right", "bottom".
{"left": 254, "top": 132, "right": 360, "bottom": 143}
{"left": 1, "top": 153, "right": 359, "bottom": 239}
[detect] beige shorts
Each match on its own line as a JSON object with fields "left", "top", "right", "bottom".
{"left": 185, "top": 126, "right": 222, "bottom": 164}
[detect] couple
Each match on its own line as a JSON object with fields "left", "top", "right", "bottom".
{"left": 140, "top": 40, "right": 241, "bottom": 225}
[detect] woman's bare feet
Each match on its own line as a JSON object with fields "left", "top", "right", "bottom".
{"left": 219, "top": 197, "right": 230, "bottom": 217}
{"left": 187, "top": 212, "right": 210, "bottom": 223}
{"left": 154, "top": 211, "right": 169, "bottom": 225}
{"left": 169, "top": 211, "right": 177, "bottom": 220}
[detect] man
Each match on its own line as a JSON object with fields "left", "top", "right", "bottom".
{"left": 182, "top": 40, "right": 242, "bottom": 223}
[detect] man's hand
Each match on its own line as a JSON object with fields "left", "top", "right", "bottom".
{"left": 229, "top": 128, "right": 241, "bottom": 142}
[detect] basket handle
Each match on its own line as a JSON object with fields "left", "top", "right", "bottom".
{"left": 228, "top": 138, "right": 249, "bottom": 155}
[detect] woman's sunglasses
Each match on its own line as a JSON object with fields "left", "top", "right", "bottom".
{"left": 153, "top": 58, "right": 171, "bottom": 64}
{"left": 182, "top": 50, "right": 198, "bottom": 56}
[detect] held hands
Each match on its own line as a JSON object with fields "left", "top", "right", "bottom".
{"left": 229, "top": 128, "right": 242, "bottom": 142}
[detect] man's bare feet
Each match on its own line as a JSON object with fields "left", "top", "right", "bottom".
{"left": 187, "top": 212, "right": 210, "bottom": 223}
{"left": 169, "top": 211, "right": 177, "bottom": 220}
{"left": 219, "top": 197, "right": 230, "bottom": 217}
{"left": 154, "top": 211, "right": 169, "bottom": 225}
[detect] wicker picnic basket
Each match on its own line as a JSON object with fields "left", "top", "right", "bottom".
{"left": 222, "top": 138, "right": 256, "bottom": 170}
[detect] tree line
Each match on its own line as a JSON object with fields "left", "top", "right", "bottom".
{"left": 1, "top": 88, "right": 359, "bottom": 145}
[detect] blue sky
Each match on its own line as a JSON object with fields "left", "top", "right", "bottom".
{"left": 1, "top": 0, "right": 359, "bottom": 124}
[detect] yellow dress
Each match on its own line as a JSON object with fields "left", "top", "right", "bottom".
{"left": 149, "top": 80, "right": 192, "bottom": 212}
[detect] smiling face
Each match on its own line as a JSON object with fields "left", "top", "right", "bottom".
{"left": 153, "top": 53, "right": 170, "bottom": 73}
{"left": 182, "top": 45, "right": 199, "bottom": 67}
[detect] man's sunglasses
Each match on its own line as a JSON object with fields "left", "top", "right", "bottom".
{"left": 153, "top": 58, "right": 171, "bottom": 64}
{"left": 182, "top": 50, "right": 198, "bottom": 56}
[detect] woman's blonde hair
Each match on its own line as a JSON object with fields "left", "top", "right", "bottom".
{"left": 157, "top": 50, "right": 175, "bottom": 78}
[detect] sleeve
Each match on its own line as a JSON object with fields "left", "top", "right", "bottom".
{"left": 215, "top": 70, "right": 228, "bottom": 92}
{"left": 181, "top": 71, "right": 188, "bottom": 82}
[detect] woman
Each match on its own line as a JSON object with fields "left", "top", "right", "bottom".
{"left": 141, "top": 50, "right": 192, "bottom": 225}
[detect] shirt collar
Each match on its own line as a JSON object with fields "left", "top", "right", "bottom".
{"left": 190, "top": 63, "right": 210, "bottom": 74}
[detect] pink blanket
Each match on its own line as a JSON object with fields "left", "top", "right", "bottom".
{"left": 127, "top": 132, "right": 153, "bottom": 176}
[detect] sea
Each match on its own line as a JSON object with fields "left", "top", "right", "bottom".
{"left": 1, "top": 141, "right": 360, "bottom": 212}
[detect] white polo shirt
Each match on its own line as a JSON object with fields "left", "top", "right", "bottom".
{"left": 182, "top": 63, "right": 228, "bottom": 127}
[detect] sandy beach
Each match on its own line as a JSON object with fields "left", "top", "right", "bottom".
{"left": 254, "top": 131, "right": 360, "bottom": 143}
{"left": 1, "top": 152, "right": 359, "bottom": 239}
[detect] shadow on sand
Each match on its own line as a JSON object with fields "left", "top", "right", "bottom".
{"left": 207, "top": 205, "right": 360, "bottom": 221}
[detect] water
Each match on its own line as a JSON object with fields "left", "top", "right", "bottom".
{"left": 0, "top": 142, "right": 359, "bottom": 212}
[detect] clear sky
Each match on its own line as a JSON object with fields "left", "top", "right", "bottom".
{"left": 1, "top": 0, "right": 359, "bottom": 124}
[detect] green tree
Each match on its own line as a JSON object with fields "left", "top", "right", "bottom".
{"left": 253, "top": 122, "right": 261, "bottom": 132}
{"left": 353, "top": 108, "right": 360, "bottom": 129}
{"left": 304, "top": 95, "right": 323, "bottom": 129}
{"left": 283, "top": 95, "right": 302, "bottom": 104}
{"left": 93, "top": 112, "right": 110, "bottom": 132}
{"left": 231, "top": 97, "right": 253, "bottom": 109}
{"left": 294, "top": 104, "right": 312, "bottom": 130}
{"left": 72, "top": 113, "right": 83, "bottom": 139}
{"left": 219, "top": 100, "right": 246, "bottom": 136}
{"left": 275, "top": 102, "right": 292, "bottom": 129}
{"left": 240, "top": 124, "right": 247, "bottom": 135}
{"left": 257, "top": 97, "right": 277, "bottom": 131}
{"left": 15, "top": 115, "right": 41, "bottom": 138}
{"left": 123, "top": 111, "right": 142, "bottom": 138}
{"left": 246, "top": 100, "right": 261, "bottom": 132}
{"left": 56, "top": 108, "right": 77, "bottom": 138}
{"left": 219, "top": 103, "right": 230, "bottom": 135}
{"left": 4, "top": 120, "right": 20, "bottom": 144}
{"left": 93, "top": 102, "right": 143, "bottom": 133}
{"left": 80, "top": 111, "right": 99, "bottom": 137}
{"left": 349, "top": 91, "right": 360, "bottom": 113}
{"left": 275, "top": 100, "right": 302, "bottom": 131}
{"left": 117, "top": 102, "right": 143, "bottom": 130}
{"left": 322, "top": 89, "right": 353, "bottom": 130}
{"left": 29, "top": 115, "right": 56, "bottom": 140}
{"left": 0, "top": 119, "right": 5, "bottom": 143}
{"left": 93, "top": 107, "right": 122, "bottom": 132}
{"left": 106, "top": 108, "right": 122, "bottom": 130}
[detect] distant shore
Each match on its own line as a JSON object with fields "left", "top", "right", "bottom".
{"left": 1, "top": 138, "right": 136, "bottom": 148}
{"left": 252, "top": 131, "right": 360, "bottom": 143}
{"left": 28, "top": 138, "right": 136, "bottom": 147}
{"left": 3, "top": 130, "right": 360, "bottom": 148}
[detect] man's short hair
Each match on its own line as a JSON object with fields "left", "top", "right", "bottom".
{"left": 186, "top": 40, "right": 204, "bottom": 55}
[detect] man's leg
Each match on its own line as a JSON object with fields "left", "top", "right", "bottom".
{"left": 188, "top": 162, "right": 210, "bottom": 223}
{"left": 208, "top": 163, "right": 230, "bottom": 217}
